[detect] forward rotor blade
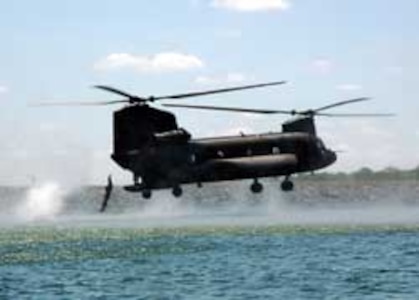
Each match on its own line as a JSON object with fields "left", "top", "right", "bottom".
{"left": 94, "top": 85, "right": 139, "bottom": 99}
{"left": 163, "top": 103, "right": 292, "bottom": 114}
{"left": 155, "top": 81, "right": 287, "bottom": 100}
{"left": 314, "top": 97, "right": 370, "bottom": 113}
{"left": 32, "top": 100, "right": 129, "bottom": 106}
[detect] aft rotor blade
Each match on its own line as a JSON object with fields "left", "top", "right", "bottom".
{"left": 315, "top": 112, "right": 395, "bottom": 117}
{"left": 94, "top": 85, "right": 139, "bottom": 99}
{"left": 163, "top": 103, "right": 292, "bottom": 114}
{"left": 32, "top": 100, "right": 129, "bottom": 106}
{"left": 314, "top": 97, "right": 371, "bottom": 113}
{"left": 155, "top": 81, "right": 287, "bottom": 100}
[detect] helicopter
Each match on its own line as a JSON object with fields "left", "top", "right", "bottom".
{"left": 39, "top": 81, "right": 392, "bottom": 212}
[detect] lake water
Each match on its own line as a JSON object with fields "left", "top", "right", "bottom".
{"left": 1, "top": 180, "right": 419, "bottom": 299}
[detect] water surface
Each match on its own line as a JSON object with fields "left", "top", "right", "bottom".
{"left": 1, "top": 180, "right": 419, "bottom": 299}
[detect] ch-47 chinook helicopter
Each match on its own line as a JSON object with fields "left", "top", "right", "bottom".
{"left": 40, "top": 81, "right": 392, "bottom": 212}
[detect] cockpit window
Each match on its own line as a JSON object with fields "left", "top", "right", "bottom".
{"left": 316, "top": 140, "right": 325, "bottom": 150}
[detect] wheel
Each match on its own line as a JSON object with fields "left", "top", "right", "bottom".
{"left": 172, "top": 185, "right": 183, "bottom": 197}
{"left": 281, "top": 180, "right": 294, "bottom": 192}
{"left": 250, "top": 180, "right": 263, "bottom": 193}
{"left": 142, "top": 189, "right": 152, "bottom": 199}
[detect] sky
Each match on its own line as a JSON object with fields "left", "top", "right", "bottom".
{"left": 0, "top": 0, "right": 418, "bottom": 185}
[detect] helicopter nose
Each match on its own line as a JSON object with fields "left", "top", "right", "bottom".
{"left": 325, "top": 150, "right": 337, "bottom": 166}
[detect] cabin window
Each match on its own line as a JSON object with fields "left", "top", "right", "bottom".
{"left": 190, "top": 154, "right": 196, "bottom": 164}
{"left": 272, "top": 146, "right": 280, "bottom": 154}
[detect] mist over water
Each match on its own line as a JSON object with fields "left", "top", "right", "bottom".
{"left": 1, "top": 180, "right": 419, "bottom": 228}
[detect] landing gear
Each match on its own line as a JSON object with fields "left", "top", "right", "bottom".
{"left": 172, "top": 185, "right": 183, "bottom": 197}
{"left": 142, "top": 188, "right": 152, "bottom": 199}
{"left": 281, "top": 177, "right": 294, "bottom": 192}
{"left": 250, "top": 179, "right": 263, "bottom": 194}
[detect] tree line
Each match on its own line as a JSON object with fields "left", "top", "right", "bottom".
{"left": 298, "top": 166, "right": 419, "bottom": 181}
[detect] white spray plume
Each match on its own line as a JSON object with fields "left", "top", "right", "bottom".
{"left": 17, "top": 182, "right": 65, "bottom": 222}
